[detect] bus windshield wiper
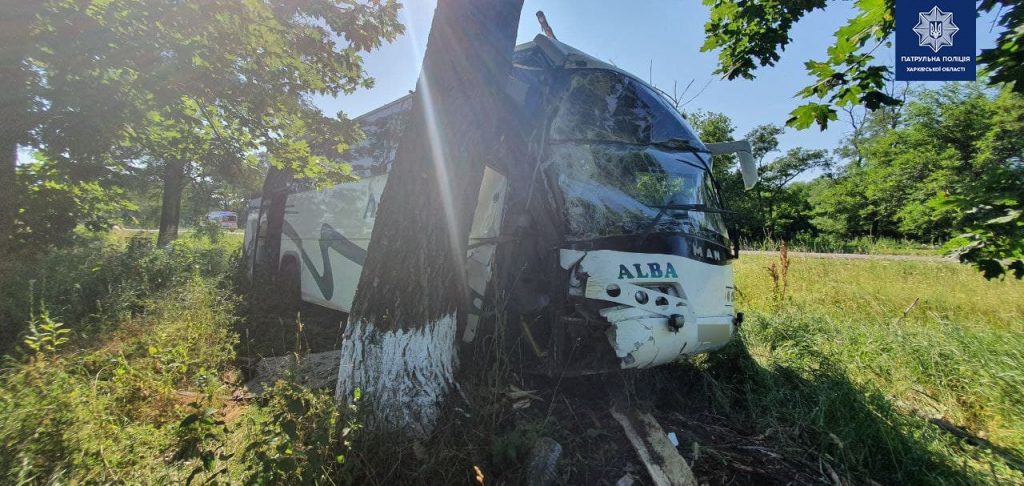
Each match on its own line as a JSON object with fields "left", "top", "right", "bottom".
{"left": 637, "top": 203, "right": 734, "bottom": 245}
{"left": 651, "top": 137, "right": 709, "bottom": 154}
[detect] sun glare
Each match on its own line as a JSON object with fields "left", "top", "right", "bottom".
{"left": 404, "top": 6, "right": 467, "bottom": 283}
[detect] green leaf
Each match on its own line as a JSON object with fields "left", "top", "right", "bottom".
{"left": 787, "top": 103, "right": 838, "bottom": 130}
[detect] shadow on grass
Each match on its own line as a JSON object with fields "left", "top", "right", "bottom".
{"left": 329, "top": 330, "right": 988, "bottom": 484}
{"left": 638, "top": 335, "right": 991, "bottom": 484}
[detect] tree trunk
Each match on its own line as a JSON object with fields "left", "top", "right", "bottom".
{"left": 0, "top": 136, "right": 16, "bottom": 251}
{"left": 256, "top": 165, "right": 292, "bottom": 273}
{"left": 336, "top": 0, "right": 524, "bottom": 436}
{"left": 0, "top": 1, "right": 40, "bottom": 253}
{"left": 157, "top": 160, "right": 187, "bottom": 247}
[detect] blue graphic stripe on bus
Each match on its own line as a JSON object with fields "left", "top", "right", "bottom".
{"left": 281, "top": 221, "right": 368, "bottom": 301}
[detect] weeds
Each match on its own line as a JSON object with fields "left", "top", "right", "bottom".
{"left": 0, "top": 282, "right": 236, "bottom": 483}
{"left": 174, "top": 403, "right": 231, "bottom": 484}
{"left": 237, "top": 381, "right": 359, "bottom": 484}
{"left": 23, "top": 307, "right": 70, "bottom": 360}
{"left": 766, "top": 240, "right": 790, "bottom": 308}
{"left": 0, "top": 232, "right": 369, "bottom": 484}
{"left": 0, "top": 231, "right": 238, "bottom": 356}
{"left": 193, "top": 218, "right": 226, "bottom": 243}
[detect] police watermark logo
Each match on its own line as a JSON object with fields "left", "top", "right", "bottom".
{"left": 895, "top": 0, "right": 975, "bottom": 81}
{"left": 913, "top": 6, "right": 959, "bottom": 53}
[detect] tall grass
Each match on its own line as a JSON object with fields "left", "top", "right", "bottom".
{"left": 0, "top": 232, "right": 359, "bottom": 484}
{"left": 1, "top": 232, "right": 1020, "bottom": 483}
{"left": 0, "top": 281, "right": 236, "bottom": 483}
{"left": 723, "top": 253, "right": 1024, "bottom": 482}
{"left": 0, "top": 230, "right": 238, "bottom": 356}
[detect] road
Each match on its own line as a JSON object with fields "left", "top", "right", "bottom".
{"left": 743, "top": 250, "right": 956, "bottom": 263}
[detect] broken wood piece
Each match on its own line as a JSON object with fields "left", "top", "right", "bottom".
{"left": 611, "top": 407, "right": 697, "bottom": 486}
{"left": 895, "top": 297, "right": 920, "bottom": 325}
{"left": 525, "top": 437, "right": 562, "bottom": 486}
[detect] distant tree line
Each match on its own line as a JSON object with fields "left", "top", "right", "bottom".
{"left": 689, "top": 82, "right": 1023, "bottom": 278}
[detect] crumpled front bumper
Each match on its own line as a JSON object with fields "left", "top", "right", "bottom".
{"left": 560, "top": 249, "right": 735, "bottom": 369}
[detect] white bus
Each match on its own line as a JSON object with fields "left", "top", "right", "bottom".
{"left": 244, "top": 35, "right": 758, "bottom": 374}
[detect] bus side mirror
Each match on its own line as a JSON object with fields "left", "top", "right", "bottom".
{"left": 705, "top": 140, "right": 759, "bottom": 190}
{"left": 737, "top": 150, "right": 758, "bottom": 190}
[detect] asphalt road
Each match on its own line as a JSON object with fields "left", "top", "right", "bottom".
{"left": 743, "top": 250, "right": 956, "bottom": 263}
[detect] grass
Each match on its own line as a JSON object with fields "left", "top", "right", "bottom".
{"left": 0, "top": 282, "right": 236, "bottom": 483}
{"left": 0, "top": 231, "right": 353, "bottom": 484}
{"left": 327, "top": 252, "right": 1024, "bottom": 484}
{"left": 1, "top": 232, "right": 1020, "bottom": 483}
{"left": 715, "top": 252, "right": 1024, "bottom": 483}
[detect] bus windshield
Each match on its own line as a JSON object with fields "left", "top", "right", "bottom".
{"left": 550, "top": 69, "right": 703, "bottom": 148}
{"left": 548, "top": 144, "right": 732, "bottom": 252}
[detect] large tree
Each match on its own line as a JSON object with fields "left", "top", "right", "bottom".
{"left": 756, "top": 147, "right": 832, "bottom": 237}
{"left": 336, "top": 0, "right": 525, "bottom": 436}
{"left": 1, "top": 0, "right": 402, "bottom": 247}
{"left": 1, "top": 1, "right": 73, "bottom": 251}
{"left": 687, "top": 114, "right": 831, "bottom": 240}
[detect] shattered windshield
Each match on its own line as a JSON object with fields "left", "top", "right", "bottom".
{"left": 545, "top": 69, "right": 730, "bottom": 254}
{"left": 550, "top": 69, "right": 703, "bottom": 147}
{"left": 548, "top": 144, "right": 732, "bottom": 250}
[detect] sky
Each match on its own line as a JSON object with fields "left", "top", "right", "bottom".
{"left": 315, "top": 0, "right": 1002, "bottom": 166}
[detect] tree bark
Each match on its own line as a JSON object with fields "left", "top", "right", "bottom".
{"left": 0, "top": 136, "right": 16, "bottom": 251}
{"left": 256, "top": 165, "right": 292, "bottom": 273}
{"left": 0, "top": 1, "right": 41, "bottom": 253}
{"left": 336, "top": 0, "right": 524, "bottom": 436}
{"left": 156, "top": 160, "right": 187, "bottom": 247}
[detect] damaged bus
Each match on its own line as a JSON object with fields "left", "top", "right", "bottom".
{"left": 244, "top": 34, "right": 759, "bottom": 375}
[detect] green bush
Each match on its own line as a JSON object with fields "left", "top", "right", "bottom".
{"left": 235, "top": 381, "right": 360, "bottom": 484}
{"left": 0, "top": 232, "right": 369, "bottom": 484}
{"left": 0, "top": 279, "right": 237, "bottom": 483}
{"left": 0, "top": 231, "right": 239, "bottom": 356}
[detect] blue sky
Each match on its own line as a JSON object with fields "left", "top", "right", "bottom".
{"left": 316, "top": 0, "right": 1001, "bottom": 162}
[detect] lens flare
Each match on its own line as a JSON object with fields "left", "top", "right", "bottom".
{"left": 404, "top": 7, "right": 467, "bottom": 284}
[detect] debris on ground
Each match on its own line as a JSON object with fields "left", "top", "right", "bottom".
{"left": 611, "top": 407, "right": 697, "bottom": 486}
{"left": 245, "top": 350, "right": 341, "bottom": 394}
{"left": 526, "top": 437, "right": 562, "bottom": 486}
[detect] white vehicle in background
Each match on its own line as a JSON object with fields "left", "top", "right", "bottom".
{"left": 206, "top": 211, "right": 238, "bottom": 230}
{"left": 244, "top": 35, "right": 759, "bottom": 375}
